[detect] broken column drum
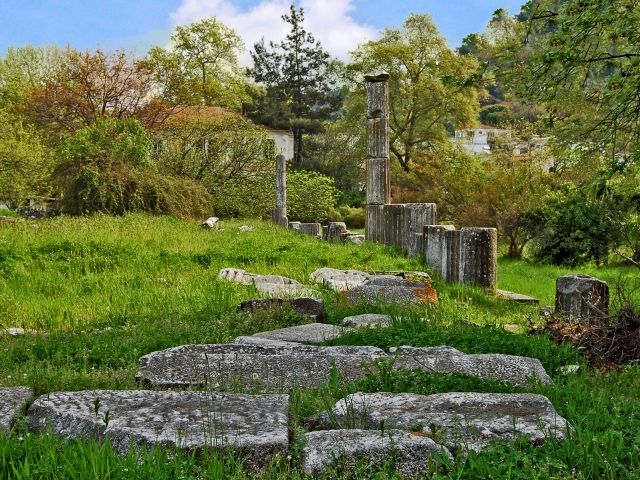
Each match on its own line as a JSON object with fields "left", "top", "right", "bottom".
{"left": 365, "top": 72, "right": 391, "bottom": 241}
{"left": 459, "top": 227, "right": 497, "bottom": 290}
{"left": 272, "top": 154, "right": 288, "bottom": 227}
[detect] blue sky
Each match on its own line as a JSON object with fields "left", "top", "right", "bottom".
{"left": 0, "top": 0, "right": 526, "bottom": 58}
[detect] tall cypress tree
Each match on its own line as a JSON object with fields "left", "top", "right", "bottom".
{"left": 249, "top": 5, "right": 338, "bottom": 166}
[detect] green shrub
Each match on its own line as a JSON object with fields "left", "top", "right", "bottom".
{"left": 528, "top": 186, "right": 614, "bottom": 266}
{"left": 55, "top": 118, "right": 212, "bottom": 218}
{"left": 338, "top": 205, "right": 365, "bottom": 228}
{"left": 55, "top": 162, "right": 212, "bottom": 218}
{"left": 287, "top": 170, "right": 338, "bottom": 223}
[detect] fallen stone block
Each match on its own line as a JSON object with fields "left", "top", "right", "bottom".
{"left": 202, "top": 217, "right": 219, "bottom": 229}
{"left": 238, "top": 297, "right": 325, "bottom": 321}
{"left": 27, "top": 390, "right": 288, "bottom": 467}
{"left": 247, "top": 323, "right": 347, "bottom": 344}
{"left": 316, "top": 392, "right": 569, "bottom": 452}
{"left": 303, "top": 429, "right": 452, "bottom": 476}
{"left": 390, "top": 346, "right": 551, "bottom": 386}
{"left": 218, "top": 268, "right": 255, "bottom": 285}
{"left": 345, "top": 234, "right": 365, "bottom": 245}
{"left": 342, "top": 314, "right": 391, "bottom": 328}
{"left": 497, "top": 290, "right": 540, "bottom": 304}
{"left": 555, "top": 274, "right": 609, "bottom": 321}
{"left": 298, "top": 223, "right": 322, "bottom": 238}
{"left": 343, "top": 277, "right": 438, "bottom": 306}
{"left": 252, "top": 275, "right": 313, "bottom": 297}
{"left": 310, "top": 268, "right": 372, "bottom": 292}
{"left": 1, "top": 387, "right": 33, "bottom": 432}
{"left": 233, "top": 336, "right": 302, "bottom": 347}
{"left": 325, "top": 222, "right": 349, "bottom": 243}
{"left": 137, "top": 343, "right": 386, "bottom": 391}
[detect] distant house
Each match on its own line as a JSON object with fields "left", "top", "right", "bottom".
{"left": 142, "top": 105, "right": 294, "bottom": 161}
{"left": 451, "top": 125, "right": 511, "bottom": 155}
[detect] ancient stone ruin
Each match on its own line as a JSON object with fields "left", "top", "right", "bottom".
{"left": 555, "top": 274, "right": 609, "bottom": 321}
{"left": 270, "top": 73, "right": 499, "bottom": 290}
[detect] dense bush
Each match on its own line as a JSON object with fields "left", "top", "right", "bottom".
{"left": 287, "top": 170, "right": 338, "bottom": 223}
{"left": 528, "top": 187, "right": 614, "bottom": 266}
{"left": 55, "top": 118, "right": 212, "bottom": 217}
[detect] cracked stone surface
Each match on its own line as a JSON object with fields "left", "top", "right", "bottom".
{"left": 315, "top": 392, "right": 569, "bottom": 452}
{"left": 233, "top": 336, "right": 303, "bottom": 347}
{"left": 27, "top": 390, "right": 289, "bottom": 467}
{"left": 138, "top": 343, "right": 386, "bottom": 391}
{"left": 390, "top": 346, "right": 552, "bottom": 386}
{"left": 342, "top": 314, "right": 392, "bottom": 328}
{"left": 247, "top": 323, "right": 348, "bottom": 344}
{"left": 238, "top": 297, "right": 325, "bottom": 321}
{"left": 1, "top": 387, "right": 33, "bottom": 432}
{"left": 310, "top": 268, "right": 373, "bottom": 292}
{"left": 218, "top": 269, "right": 312, "bottom": 296}
{"left": 343, "top": 278, "right": 439, "bottom": 306}
{"left": 303, "top": 429, "right": 452, "bottom": 476}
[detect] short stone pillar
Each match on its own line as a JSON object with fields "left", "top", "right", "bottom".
{"left": 288, "top": 221, "right": 301, "bottom": 231}
{"left": 405, "top": 203, "right": 437, "bottom": 257}
{"left": 271, "top": 154, "right": 288, "bottom": 227}
{"left": 366, "top": 205, "right": 385, "bottom": 243}
{"left": 459, "top": 227, "right": 497, "bottom": 289}
{"left": 325, "top": 222, "right": 348, "bottom": 243}
{"left": 425, "top": 225, "right": 455, "bottom": 276}
{"left": 383, "top": 204, "right": 406, "bottom": 251}
{"left": 365, "top": 72, "right": 391, "bottom": 241}
{"left": 299, "top": 223, "right": 322, "bottom": 238}
{"left": 556, "top": 274, "right": 609, "bottom": 320}
{"left": 444, "top": 229, "right": 461, "bottom": 283}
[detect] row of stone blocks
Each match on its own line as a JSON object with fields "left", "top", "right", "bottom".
{"left": 288, "top": 221, "right": 364, "bottom": 244}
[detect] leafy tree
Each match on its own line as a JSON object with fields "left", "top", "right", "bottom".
{"left": 0, "top": 109, "right": 52, "bottom": 208}
{"left": 248, "top": 5, "right": 339, "bottom": 166}
{"left": 154, "top": 108, "right": 275, "bottom": 218}
{"left": 142, "top": 18, "right": 251, "bottom": 110}
{"left": 25, "top": 48, "right": 153, "bottom": 139}
{"left": 0, "top": 45, "right": 62, "bottom": 111}
{"left": 287, "top": 170, "right": 338, "bottom": 222}
{"left": 348, "top": 14, "right": 480, "bottom": 172}
{"left": 504, "top": 0, "right": 640, "bottom": 161}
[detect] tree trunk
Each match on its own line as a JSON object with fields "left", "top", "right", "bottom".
{"left": 293, "top": 127, "right": 303, "bottom": 168}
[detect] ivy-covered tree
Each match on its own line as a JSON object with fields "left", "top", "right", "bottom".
{"left": 248, "top": 4, "right": 340, "bottom": 166}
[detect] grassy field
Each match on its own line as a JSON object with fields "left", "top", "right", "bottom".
{"left": 1, "top": 214, "right": 639, "bottom": 479}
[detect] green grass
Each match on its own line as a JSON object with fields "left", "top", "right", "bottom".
{"left": 498, "top": 256, "right": 639, "bottom": 307}
{"left": 1, "top": 213, "right": 639, "bottom": 479}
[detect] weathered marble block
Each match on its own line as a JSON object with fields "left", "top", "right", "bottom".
{"left": 555, "top": 274, "right": 609, "bottom": 320}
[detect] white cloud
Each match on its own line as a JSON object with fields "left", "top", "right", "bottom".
{"left": 170, "top": 0, "right": 377, "bottom": 64}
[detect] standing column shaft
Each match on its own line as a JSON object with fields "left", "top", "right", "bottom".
{"left": 272, "top": 154, "right": 288, "bottom": 227}
{"left": 365, "top": 72, "right": 391, "bottom": 241}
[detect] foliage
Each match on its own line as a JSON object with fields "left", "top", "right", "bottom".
{"left": 287, "top": 170, "right": 338, "bottom": 223}
{"left": 53, "top": 118, "right": 210, "bottom": 217}
{"left": 141, "top": 18, "right": 251, "bottom": 110}
{"left": 0, "top": 109, "right": 53, "bottom": 208}
{"left": 479, "top": 104, "right": 511, "bottom": 126}
{"left": 528, "top": 185, "right": 614, "bottom": 266}
{"left": 347, "top": 13, "right": 480, "bottom": 172}
{"left": 154, "top": 110, "right": 275, "bottom": 218}
{"left": 249, "top": 5, "right": 340, "bottom": 165}
{"left": 25, "top": 48, "right": 152, "bottom": 138}
{"left": 303, "top": 121, "right": 366, "bottom": 206}
{"left": 506, "top": 0, "right": 640, "bottom": 161}
{"left": 0, "top": 45, "right": 63, "bottom": 111}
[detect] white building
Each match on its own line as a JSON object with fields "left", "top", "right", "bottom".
{"left": 451, "top": 126, "right": 511, "bottom": 155}
{"left": 264, "top": 127, "right": 294, "bottom": 161}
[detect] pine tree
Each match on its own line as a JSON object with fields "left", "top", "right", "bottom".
{"left": 249, "top": 4, "right": 338, "bottom": 166}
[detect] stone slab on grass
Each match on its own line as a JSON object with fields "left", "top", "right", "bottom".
{"left": 138, "top": 343, "right": 386, "bottom": 392}
{"left": 342, "top": 314, "right": 391, "bottom": 328}
{"left": 317, "top": 392, "right": 569, "bottom": 452}
{"left": 1, "top": 387, "right": 33, "bottom": 432}
{"left": 390, "top": 346, "right": 552, "bottom": 386}
{"left": 27, "top": 390, "right": 289, "bottom": 468}
{"left": 233, "top": 336, "right": 303, "bottom": 347}
{"left": 252, "top": 275, "right": 313, "bottom": 297}
{"left": 249, "top": 323, "right": 347, "bottom": 344}
{"left": 218, "top": 268, "right": 255, "bottom": 285}
{"left": 343, "top": 278, "right": 438, "bottom": 306}
{"left": 310, "top": 268, "right": 372, "bottom": 292}
{"left": 303, "top": 429, "right": 452, "bottom": 476}
{"left": 238, "top": 297, "right": 325, "bottom": 321}
{"left": 497, "top": 290, "right": 540, "bottom": 304}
